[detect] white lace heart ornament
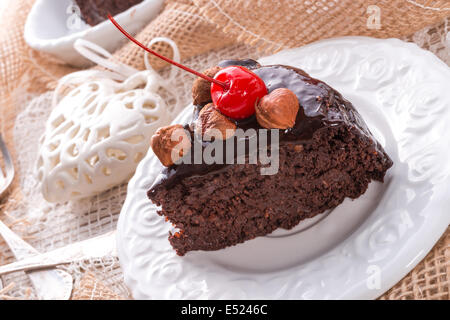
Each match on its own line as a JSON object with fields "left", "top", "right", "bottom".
{"left": 37, "top": 39, "right": 182, "bottom": 203}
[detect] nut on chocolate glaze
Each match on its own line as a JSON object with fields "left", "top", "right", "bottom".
{"left": 256, "top": 88, "right": 299, "bottom": 129}
{"left": 150, "top": 124, "right": 191, "bottom": 167}
{"left": 195, "top": 103, "right": 237, "bottom": 140}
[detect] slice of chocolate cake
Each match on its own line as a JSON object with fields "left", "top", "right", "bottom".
{"left": 74, "top": 0, "right": 143, "bottom": 26}
{"left": 147, "top": 59, "right": 393, "bottom": 256}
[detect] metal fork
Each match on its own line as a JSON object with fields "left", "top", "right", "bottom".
{"left": 0, "top": 134, "right": 73, "bottom": 299}
{"left": 0, "top": 134, "right": 14, "bottom": 196}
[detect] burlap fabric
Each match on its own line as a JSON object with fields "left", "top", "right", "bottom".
{"left": 71, "top": 272, "right": 124, "bottom": 300}
{"left": 0, "top": 0, "right": 449, "bottom": 300}
{"left": 194, "top": 0, "right": 450, "bottom": 52}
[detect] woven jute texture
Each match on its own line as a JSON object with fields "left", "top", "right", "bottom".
{"left": 380, "top": 230, "right": 449, "bottom": 300}
{"left": 71, "top": 272, "right": 125, "bottom": 300}
{"left": 193, "top": 0, "right": 450, "bottom": 52}
{"left": 0, "top": 0, "right": 449, "bottom": 300}
{"left": 112, "top": 0, "right": 237, "bottom": 71}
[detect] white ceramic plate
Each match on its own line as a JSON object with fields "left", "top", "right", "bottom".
{"left": 117, "top": 37, "right": 450, "bottom": 299}
{"left": 24, "top": 0, "right": 164, "bottom": 67}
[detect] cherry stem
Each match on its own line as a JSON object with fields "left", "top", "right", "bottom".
{"left": 108, "top": 14, "right": 228, "bottom": 89}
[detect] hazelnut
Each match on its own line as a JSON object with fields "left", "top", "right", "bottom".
{"left": 255, "top": 88, "right": 299, "bottom": 129}
{"left": 192, "top": 66, "right": 221, "bottom": 105}
{"left": 150, "top": 124, "right": 191, "bottom": 167}
{"left": 195, "top": 103, "right": 236, "bottom": 140}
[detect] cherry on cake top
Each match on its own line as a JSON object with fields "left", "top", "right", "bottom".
{"left": 211, "top": 66, "right": 268, "bottom": 119}
{"left": 109, "top": 15, "right": 269, "bottom": 121}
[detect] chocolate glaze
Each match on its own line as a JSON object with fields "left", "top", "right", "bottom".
{"left": 218, "top": 59, "right": 261, "bottom": 69}
{"left": 148, "top": 60, "right": 390, "bottom": 193}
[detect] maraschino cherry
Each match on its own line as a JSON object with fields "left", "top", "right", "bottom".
{"left": 108, "top": 15, "right": 267, "bottom": 120}
{"left": 211, "top": 66, "right": 267, "bottom": 119}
